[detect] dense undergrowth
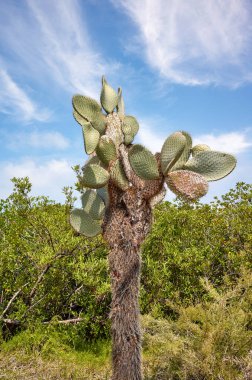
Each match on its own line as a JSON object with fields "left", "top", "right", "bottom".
{"left": 0, "top": 178, "right": 251, "bottom": 379}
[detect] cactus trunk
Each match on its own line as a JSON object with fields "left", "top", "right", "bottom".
{"left": 103, "top": 183, "right": 152, "bottom": 380}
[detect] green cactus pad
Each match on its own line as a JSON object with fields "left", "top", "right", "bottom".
{"left": 184, "top": 150, "right": 237, "bottom": 181}
{"left": 170, "top": 131, "right": 192, "bottom": 171}
{"left": 124, "top": 133, "right": 134, "bottom": 145}
{"left": 110, "top": 159, "right": 129, "bottom": 191}
{"left": 160, "top": 131, "right": 187, "bottom": 175}
{"left": 166, "top": 170, "right": 209, "bottom": 201}
{"left": 81, "top": 189, "right": 105, "bottom": 220}
{"left": 191, "top": 144, "right": 211, "bottom": 157}
{"left": 73, "top": 95, "right": 102, "bottom": 122}
{"left": 82, "top": 123, "right": 100, "bottom": 154}
{"left": 100, "top": 76, "right": 118, "bottom": 114}
{"left": 97, "top": 186, "right": 109, "bottom": 206}
{"left": 117, "top": 87, "right": 125, "bottom": 119}
{"left": 81, "top": 164, "right": 110, "bottom": 188}
{"left": 73, "top": 110, "right": 90, "bottom": 127}
{"left": 92, "top": 113, "right": 106, "bottom": 134}
{"left": 128, "top": 144, "right": 160, "bottom": 180}
{"left": 95, "top": 136, "right": 117, "bottom": 165}
{"left": 70, "top": 208, "right": 102, "bottom": 237}
{"left": 122, "top": 116, "right": 139, "bottom": 137}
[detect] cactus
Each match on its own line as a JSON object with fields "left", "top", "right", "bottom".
{"left": 69, "top": 77, "right": 236, "bottom": 380}
{"left": 160, "top": 131, "right": 187, "bottom": 175}
{"left": 69, "top": 208, "right": 102, "bottom": 237}
{"left": 81, "top": 189, "right": 105, "bottom": 220}
{"left": 128, "top": 144, "right": 160, "bottom": 180}
{"left": 110, "top": 159, "right": 129, "bottom": 191}
{"left": 192, "top": 144, "right": 211, "bottom": 156}
{"left": 81, "top": 163, "right": 109, "bottom": 189}
{"left": 184, "top": 150, "right": 237, "bottom": 181}
{"left": 100, "top": 76, "right": 119, "bottom": 113}
{"left": 95, "top": 135, "right": 117, "bottom": 166}
{"left": 82, "top": 123, "right": 100, "bottom": 154}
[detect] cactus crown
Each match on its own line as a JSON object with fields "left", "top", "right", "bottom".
{"left": 70, "top": 77, "right": 237, "bottom": 237}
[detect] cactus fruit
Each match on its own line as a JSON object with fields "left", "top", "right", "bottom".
{"left": 70, "top": 208, "right": 102, "bottom": 237}
{"left": 81, "top": 189, "right": 105, "bottom": 220}
{"left": 110, "top": 159, "right": 129, "bottom": 191}
{"left": 95, "top": 135, "right": 117, "bottom": 166}
{"left": 160, "top": 131, "right": 187, "bottom": 175}
{"left": 81, "top": 164, "right": 110, "bottom": 189}
{"left": 100, "top": 76, "right": 119, "bottom": 114}
{"left": 184, "top": 150, "right": 237, "bottom": 181}
{"left": 128, "top": 144, "right": 160, "bottom": 180}
{"left": 192, "top": 144, "right": 211, "bottom": 156}
{"left": 166, "top": 170, "right": 209, "bottom": 200}
{"left": 82, "top": 123, "right": 100, "bottom": 154}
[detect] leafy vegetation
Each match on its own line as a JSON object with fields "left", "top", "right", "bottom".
{"left": 0, "top": 178, "right": 251, "bottom": 378}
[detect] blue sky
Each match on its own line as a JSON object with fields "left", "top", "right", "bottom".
{"left": 0, "top": 0, "right": 252, "bottom": 203}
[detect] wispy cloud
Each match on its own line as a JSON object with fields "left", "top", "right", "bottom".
{"left": 113, "top": 0, "right": 252, "bottom": 86}
{"left": 5, "top": 130, "right": 69, "bottom": 150}
{"left": 138, "top": 124, "right": 251, "bottom": 155}
{"left": 194, "top": 132, "right": 252, "bottom": 154}
{"left": 0, "top": 69, "right": 50, "bottom": 122}
{"left": 0, "top": 0, "right": 118, "bottom": 98}
{"left": 1, "top": 159, "right": 76, "bottom": 201}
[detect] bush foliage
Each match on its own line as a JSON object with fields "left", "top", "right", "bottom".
{"left": 0, "top": 178, "right": 251, "bottom": 378}
{"left": 0, "top": 178, "right": 251, "bottom": 339}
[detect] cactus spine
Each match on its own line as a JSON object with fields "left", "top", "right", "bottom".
{"left": 70, "top": 77, "right": 236, "bottom": 380}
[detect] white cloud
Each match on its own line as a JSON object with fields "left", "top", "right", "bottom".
{"left": 194, "top": 132, "right": 252, "bottom": 154}
{"left": 137, "top": 122, "right": 165, "bottom": 153}
{"left": 0, "top": 69, "right": 50, "bottom": 122}
{"left": 1, "top": 159, "right": 77, "bottom": 202}
{"left": 0, "top": 0, "right": 118, "bottom": 98}
{"left": 114, "top": 0, "right": 252, "bottom": 86}
{"left": 6, "top": 131, "right": 69, "bottom": 150}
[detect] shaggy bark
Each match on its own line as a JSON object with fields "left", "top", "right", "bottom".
{"left": 103, "top": 183, "right": 152, "bottom": 380}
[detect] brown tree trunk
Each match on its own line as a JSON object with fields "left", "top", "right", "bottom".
{"left": 103, "top": 183, "right": 152, "bottom": 380}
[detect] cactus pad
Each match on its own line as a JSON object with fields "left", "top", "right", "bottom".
{"left": 73, "top": 110, "right": 90, "bottom": 127}
{"left": 73, "top": 95, "right": 101, "bottom": 122}
{"left": 192, "top": 144, "right": 211, "bottom": 157}
{"left": 96, "top": 136, "right": 117, "bottom": 165}
{"left": 166, "top": 170, "right": 209, "bottom": 200}
{"left": 122, "top": 116, "right": 139, "bottom": 136}
{"left": 81, "top": 189, "right": 105, "bottom": 220}
{"left": 70, "top": 208, "right": 102, "bottom": 237}
{"left": 110, "top": 159, "right": 129, "bottom": 191}
{"left": 81, "top": 164, "right": 110, "bottom": 188}
{"left": 97, "top": 186, "right": 109, "bottom": 206}
{"left": 160, "top": 131, "right": 187, "bottom": 175}
{"left": 170, "top": 131, "right": 192, "bottom": 171}
{"left": 117, "top": 87, "right": 125, "bottom": 119}
{"left": 184, "top": 150, "right": 237, "bottom": 181}
{"left": 128, "top": 144, "right": 160, "bottom": 180}
{"left": 82, "top": 123, "right": 100, "bottom": 154}
{"left": 100, "top": 76, "right": 118, "bottom": 114}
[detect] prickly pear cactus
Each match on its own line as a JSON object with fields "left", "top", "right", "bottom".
{"left": 69, "top": 77, "right": 236, "bottom": 380}
{"left": 70, "top": 76, "right": 236, "bottom": 236}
